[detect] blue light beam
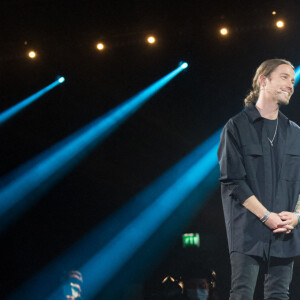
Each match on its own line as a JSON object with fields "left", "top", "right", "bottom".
{"left": 79, "top": 146, "right": 220, "bottom": 299}
{"left": 8, "top": 129, "right": 220, "bottom": 300}
{"left": 0, "top": 77, "right": 65, "bottom": 126}
{"left": 295, "top": 65, "right": 300, "bottom": 86}
{"left": 0, "top": 63, "right": 188, "bottom": 230}
{"left": 44, "top": 129, "right": 221, "bottom": 300}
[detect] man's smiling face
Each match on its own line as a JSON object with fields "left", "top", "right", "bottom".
{"left": 264, "top": 64, "right": 295, "bottom": 105}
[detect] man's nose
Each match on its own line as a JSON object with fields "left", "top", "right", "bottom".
{"left": 288, "top": 81, "right": 294, "bottom": 91}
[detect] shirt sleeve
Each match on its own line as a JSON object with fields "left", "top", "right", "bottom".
{"left": 218, "top": 119, "right": 254, "bottom": 203}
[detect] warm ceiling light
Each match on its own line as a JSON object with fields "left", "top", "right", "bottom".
{"left": 96, "top": 43, "right": 105, "bottom": 50}
{"left": 220, "top": 27, "right": 229, "bottom": 36}
{"left": 147, "top": 36, "right": 156, "bottom": 44}
{"left": 276, "top": 20, "right": 285, "bottom": 28}
{"left": 272, "top": 11, "right": 277, "bottom": 15}
{"left": 28, "top": 50, "right": 37, "bottom": 59}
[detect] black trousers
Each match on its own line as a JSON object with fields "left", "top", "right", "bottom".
{"left": 229, "top": 252, "right": 294, "bottom": 300}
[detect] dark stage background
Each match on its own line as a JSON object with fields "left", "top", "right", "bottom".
{"left": 1, "top": 0, "right": 300, "bottom": 299}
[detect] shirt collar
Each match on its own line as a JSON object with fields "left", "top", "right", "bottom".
{"left": 244, "top": 102, "right": 290, "bottom": 125}
{"left": 244, "top": 103, "right": 261, "bottom": 123}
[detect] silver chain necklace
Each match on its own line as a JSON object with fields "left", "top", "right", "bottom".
{"left": 267, "top": 118, "right": 278, "bottom": 147}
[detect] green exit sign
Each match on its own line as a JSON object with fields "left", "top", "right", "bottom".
{"left": 182, "top": 233, "right": 200, "bottom": 247}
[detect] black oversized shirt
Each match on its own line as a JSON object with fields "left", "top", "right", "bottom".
{"left": 218, "top": 103, "right": 300, "bottom": 258}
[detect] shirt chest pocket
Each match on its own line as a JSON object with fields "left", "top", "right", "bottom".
{"left": 243, "top": 144, "right": 263, "bottom": 178}
{"left": 281, "top": 148, "right": 300, "bottom": 181}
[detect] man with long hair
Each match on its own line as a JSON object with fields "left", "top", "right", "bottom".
{"left": 218, "top": 59, "right": 300, "bottom": 299}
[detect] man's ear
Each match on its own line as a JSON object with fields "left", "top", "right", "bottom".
{"left": 259, "top": 74, "right": 267, "bottom": 87}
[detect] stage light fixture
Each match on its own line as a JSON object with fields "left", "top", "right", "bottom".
{"left": 220, "top": 27, "right": 228, "bottom": 36}
{"left": 28, "top": 50, "right": 37, "bottom": 59}
{"left": 0, "top": 77, "right": 65, "bottom": 126}
{"left": 147, "top": 36, "right": 156, "bottom": 44}
{"left": 276, "top": 20, "right": 284, "bottom": 28}
{"left": 180, "top": 62, "right": 188, "bottom": 69}
{"left": 96, "top": 43, "right": 105, "bottom": 50}
{"left": 178, "top": 61, "right": 188, "bottom": 69}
